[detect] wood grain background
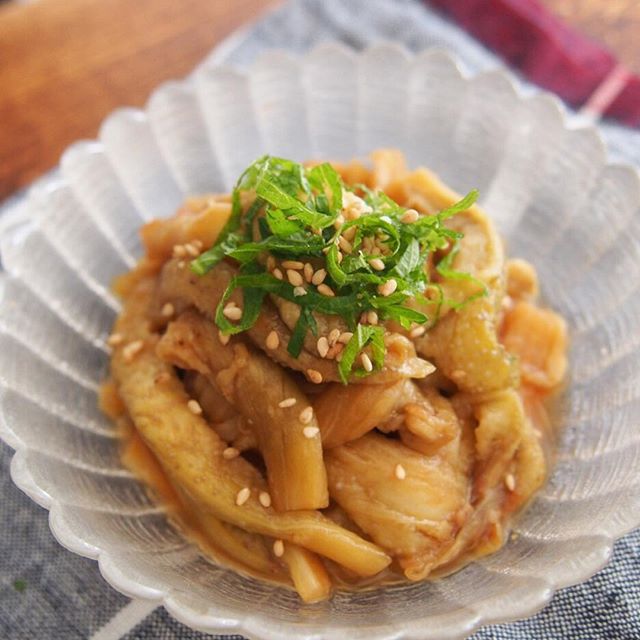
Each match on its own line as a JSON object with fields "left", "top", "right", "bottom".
{"left": 1, "top": 0, "right": 638, "bottom": 202}
{"left": 0, "top": 0, "right": 280, "bottom": 200}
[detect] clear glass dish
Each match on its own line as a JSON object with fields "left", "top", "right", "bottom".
{"left": 0, "top": 43, "right": 639, "bottom": 639}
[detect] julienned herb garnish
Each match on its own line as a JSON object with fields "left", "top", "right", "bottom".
{"left": 191, "top": 155, "right": 485, "bottom": 382}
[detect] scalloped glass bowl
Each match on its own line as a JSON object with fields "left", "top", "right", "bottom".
{"left": 1, "top": 44, "right": 639, "bottom": 639}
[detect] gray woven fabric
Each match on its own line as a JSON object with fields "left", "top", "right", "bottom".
{"left": 1, "top": 0, "right": 638, "bottom": 638}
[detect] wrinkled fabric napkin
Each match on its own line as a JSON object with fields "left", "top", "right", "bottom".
{"left": 1, "top": 0, "right": 638, "bottom": 638}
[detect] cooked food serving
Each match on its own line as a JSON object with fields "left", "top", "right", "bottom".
{"left": 101, "top": 149, "right": 567, "bottom": 602}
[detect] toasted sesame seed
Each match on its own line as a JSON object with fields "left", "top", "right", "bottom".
{"left": 311, "top": 269, "right": 327, "bottom": 285}
{"left": 328, "top": 328, "right": 341, "bottom": 346}
{"left": 317, "top": 336, "right": 330, "bottom": 358}
{"left": 505, "top": 473, "right": 516, "bottom": 492}
{"left": 342, "top": 226, "right": 357, "bottom": 242}
{"left": 282, "top": 260, "right": 304, "bottom": 270}
{"left": 303, "top": 263, "right": 314, "bottom": 283}
{"left": 223, "top": 447, "right": 240, "bottom": 460}
{"left": 293, "top": 286, "right": 307, "bottom": 297}
{"left": 338, "top": 236, "right": 353, "bottom": 254}
{"left": 336, "top": 250, "right": 343, "bottom": 264}
{"left": 287, "top": 269, "right": 304, "bottom": 287}
{"left": 107, "top": 333, "right": 124, "bottom": 346}
{"left": 333, "top": 214, "right": 345, "bottom": 229}
{"left": 177, "top": 261, "right": 186, "bottom": 269}
{"left": 378, "top": 279, "right": 398, "bottom": 297}
{"left": 235, "top": 487, "right": 251, "bottom": 506}
{"left": 367, "top": 311, "right": 378, "bottom": 325}
{"left": 123, "top": 340, "right": 144, "bottom": 362}
{"left": 273, "top": 268, "right": 284, "bottom": 280}
{"left": 266, "top": 331, "right": 279, "bottom": 350}
{"left": 395, "top": 464, "right": 406, "bottom": 480}
{"left": 187, "top": 399, "right": 202, "bottom": 415}
{"left": 336, "top": 350, "right": 344, "bottom": 362}
{"left": 299, "top": 406, "right": 314, "bottom": 424}
{"left": 172, "top": 244, "right": 187, "bottom": 258}
{"left": 317, "top": 284, "right": 335, "bottom": 297}
{"left": 303, "top": 426, "right": 320, "bottom": 439}
{"left": 192, "top": 239, "right": 203, "bottom": 250}
{"left": 185, "top": 243, "right": 200, "bottom": 257}
{"left": 401, "top": 209, "right": 420, "bottom": 223}
{"left": 161, "top": 302, "right": 175, "bottom": 318}
{"left": 273, "top": 539, "right": 285, "bottom": 557}
{"left": 266, "top": 255, "right": 276, "bottom": 271}
{"left": 278, "top": 397, "right": 297, "bottom": 408}
{"left": 259, "top": 491, "right": 272, "bottom": 508}
{"left": 223, "top": 304, "right": 243, "bottom": 321}
{"left": 338, "top": 331, "right": 353, "bottom": 344}
{"left": 218, "top": 330, "right": 230, "bottom": 346}
{"left": 410, "top": 325, "right": 426, "bottom": 338}
{"left": 307, "top": 369, "right": 323, "bottom": 384}
{"left": 361, "top": 352, "right": 373, "bottom": 372}
{"left": 369, "top": 258, "right": 385, "bottom": 271}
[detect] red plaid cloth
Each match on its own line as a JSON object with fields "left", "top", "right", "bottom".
{"left": 429, "top": 0, "right": 640, "bottom": 127}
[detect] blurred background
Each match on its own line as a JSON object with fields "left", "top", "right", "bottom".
{"left": 0, "top": 0, "right": 638, "bottom": 203}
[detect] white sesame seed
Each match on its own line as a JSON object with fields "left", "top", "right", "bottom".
{"left": 273, "top": 539, "right": 285, "bottom": 557}
{"left": 336, "top": 250, "right": 343, "bottom": 264}
{"left": 338, "top": 236, "right": 353, "bottom": 254}
{"left": 282, "top": 260, "right": 304, "bottom": 270}
{"left": 378, "top": 279, "right": 398, "bottom": 297}
{"left": 187, "top": 399, "right": 202, "bottom": 415}
{"left": 223, "top": 447, "right": 240, "bottom": 460}
{"left": 410, "top": 325, "right": 426, "bottom": 338}
{"left": 317, "top": 284, "right": 335, "bottom": 297}
{"left": 367, "top": 311, "right": 378, "bottom": 325}
{"left": 401, "top": 209, "right": 420, "bottom": 223}
{"left": 235, "top": 487, "right": 251, "bottom": 506}
{"left": 223, "top": 304, "right": 243, "bottom": 321}
{"left": 293, "top": 286, "right": 307, "bottom": 297}
{"left": 395, "top": 463, "right": 406, "bottom": 480}
{"left": 273, "top": 268, "right": 284, "bottom": 280}
{"left": 107, "top": 333, "right": 124, "bottom": 346}
{"left": 307, "top": 369, "right": 323, "bottom": 384}
{"left": 287, "top": 269, "right": 304, "bottom": 287}
{"left": 311, "top": 269, "right": 327, "bottom": 285}
{"left": 185, "top": 243, "right": 200, "bottom": 257}
{"left": 505, "top": 473, "right": 516, "bottom": 492}
{"left": 303, "top": 426, "right": 320, "bottom": 439}
{"left": 369, "top": 258, "right": 385, "bottom": 271}
{"left": 303, "top": 263, "right": 314, "bottom": 283}
{"left": 343, "top": 226, "right": 357, "bottom": 243}
{"left": 259, "top": 491, "right": 272, "bottom": 508}
{"left": 278, "top": 397, "right": 297, "bottom": 408}
{"left": 328, "top": 328, "right": 341, "bottom": 346}
{"left": 361, "top": 352, "right": 373, "bottom": 372}
{"left": 123, "top": 340, "right": 144, "bottom": 362}
{"left": 338, "top": 331, "right": 353, "bottom": 344}
{"left": 161, "top": 302, "right": 175, "bottom": 318}
{"left": 266, "top": 331, "right": 279, "bottom": 350}
{"left": 333, "top": 214, "right": 345, "bottom": 229}
{"left": 317, "top": 336, "right": 330, "bottom": 358}
{"left": 299, "top": 406, "right": 314, "bottom": 424}
{"left": 172, "top": 244, "right": 187, "bottom": 258}
{"left": 218, "top": 330, "right": 230, "bottom": 346}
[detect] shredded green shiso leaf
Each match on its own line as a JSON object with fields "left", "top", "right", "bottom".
{"left": 191, "top": 155, "right": 484, "bottom": 382}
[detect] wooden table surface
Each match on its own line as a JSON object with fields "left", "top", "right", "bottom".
{"left": 1, "top": 0, "right": 638, "bottom": 202}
